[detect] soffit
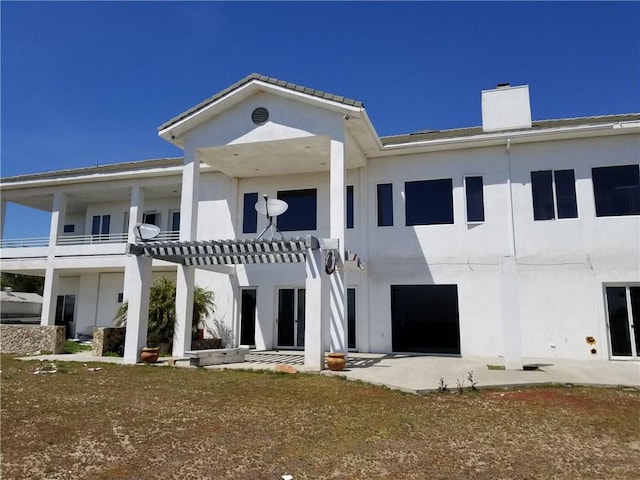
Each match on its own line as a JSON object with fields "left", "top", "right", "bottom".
{"left": 198, "top": 136, "right": 335, "bottom": 178}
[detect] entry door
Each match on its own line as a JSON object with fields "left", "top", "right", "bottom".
{"left": 240, "top": 289, "right": 257, "bottom": 347}
{"left": 55, "top": 295, "right": 76, "bottom": 339}
{"left": 605, "top": 286, "right": 640, "bottom": 358}
{"left": 277, "top": 288, "right": 305, "bottom": 348}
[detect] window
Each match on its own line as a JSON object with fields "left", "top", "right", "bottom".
{"left": 142, "top": 211, "right": 159, "bottom": 226}
{"left": 91, "top": 215, "right": 110, "bottom": 237}
{"left": 347, "top": 288, "right": 356, "bottom": 349}
{"left": 346, "top": 185, "right": 354, "bottom": 229}
{"left": 243, "top": 192, "right": 258, "bottom": 234}
{"left": 277, "top": 189, "right": 317, "bottom": 231}
{"left": 377, "top": 183, "right": 393, "bottom": 226}
{"left": 531, "top": 169, "right": 578, "bottom": 220}
{"left": 405, "top": 179, "right": 454, "bottom": 225}
{"left": 170, "top": 210, "right": 181, "bottom": 232}
{"left": 63, "top": 224, "right": 75, "bottom": 233}
{"left": 592, "top": 165, "right": 640, "bottom": 217}
{"left": 117, "top": 292, "right": 124, "bottom": 303}
{"left": 464, "top": 176, "right": 485, "bottom": 223}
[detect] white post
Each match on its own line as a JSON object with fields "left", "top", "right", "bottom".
{"left": 123, "top": 254, "right": 152, "bottom": 364}
{"left": 305, "top": 248, "right": 328, "bottom": 370}
{"left": 49, "top": 191, "right": 67, "bottom": 247}
{"left": 127, "top": 186, "right": 145, "bottom": 243}
{"left": 40, "top": 265, "right": 59, "bottom": 326}
{"left": 329, "top": 139, "right": 347, "bottom": 354}
{"left": 173, "top": 149, "right": 199, "bottom": 356}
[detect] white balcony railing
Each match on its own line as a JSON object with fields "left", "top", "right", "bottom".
{"left": 0, "top": 237, "right": 49, "bottom": 248}
{"left": 0, "top": 231, "right": 180, "bottom": 249}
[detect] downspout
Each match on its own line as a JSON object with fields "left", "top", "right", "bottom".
{"left": 505, "top": 138, "right": 517, "bottom": 258}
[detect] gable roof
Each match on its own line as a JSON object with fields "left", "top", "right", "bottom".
{"left": 381, "top": 113, "right": 640, "bottom": 146}
{"left": 158, "top": 73, "right": 364, "bottom": 133}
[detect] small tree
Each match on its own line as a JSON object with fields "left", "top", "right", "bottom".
{"left": 114, "top": 277, "right": 215, "bottom": 348}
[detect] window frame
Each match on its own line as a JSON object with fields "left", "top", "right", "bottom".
{"left": 463, "top": 175, "right": 485, "bottom": 224}
{"left": 530, "top": 169, "right": 578, "bottom": 221}
{"left": 276, "top": 188, "right": 318, "bottom": 232}
{"left": 377, "top": 183, "right": 394, "bottom": 227}
{"left": 242, "top": 192, "right": 259, "bottom": 234}
{"left": 591, "top": 164, "right": 640, "bottom": 218}
{"left": 346, "top": 185, "right": 354, "bottom": 229}
{"left": 405, "top": 178, "right": 454, "bottom": 226}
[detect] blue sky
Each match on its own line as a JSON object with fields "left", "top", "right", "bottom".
{"left": 1, "top": 1, "right": 639, "bottom": 238}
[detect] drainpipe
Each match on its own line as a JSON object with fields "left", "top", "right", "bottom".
{"left": 501, "top": 137, "right": 524, "bottom": 370}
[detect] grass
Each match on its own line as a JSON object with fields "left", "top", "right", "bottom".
{"left": 63, "top": 340, "right": 93, "bottom": 354}
{"left": 1, "top": 355, "right": 639, "bottom": 479}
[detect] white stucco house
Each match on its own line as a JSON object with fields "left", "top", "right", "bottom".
{"left": 1, "top": 74, "right": 639, "bottom": 369}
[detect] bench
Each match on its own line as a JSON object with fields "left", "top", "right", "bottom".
{"left": 184, "top": 348, "right": 249, "bottom": 367}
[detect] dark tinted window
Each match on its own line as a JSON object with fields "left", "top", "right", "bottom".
{"left": 346, "top": 185, "right": 354, "bottom": 229}
{"left": 171, "top": 211, "right": 180, "bottom": 232}
{"left": 465, "top": 176, "right": 485, "bottom": 222}
{"left": 377, "top": 183, "right": 393, "bottom": 226}
{"left": 531, "top": 171, "right": 554, "bottom": 220}
{"left": 405, "top": 179, "right": 454, "bottom": 225}
{"left": 554, "top": 170, "right": 578, "bottom": 219}
{"left": 592, "top": 165, "right": 640, "bottom": 217}
{"left": 63, "top": 224, "right": 75, "bottom": 233}
{"left": 347, "top": 288, "right": 356, "bottom": 349}
{"left": 391, "top": 285, "right": 460, "bottom": 354}
{"left": 242, "top": 192, "right": 258, "bottom": 234}
{"left": 277, "top": 189, "right": 317, "bottom": 231}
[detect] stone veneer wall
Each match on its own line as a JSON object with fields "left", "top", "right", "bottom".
{"left": 92, "top": 327, "right": 125, "bottom": 356}
{"left": 0, "top": 325, "right": 66, "bottom": 355}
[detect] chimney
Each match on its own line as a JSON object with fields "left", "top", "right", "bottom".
{"left": 481, "top": 83, "right": 532, "bottom": 133}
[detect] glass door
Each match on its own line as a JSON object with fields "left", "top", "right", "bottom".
{"left": 605, "top": 286, "right": 640, "bottom": 358}
{"left": 277, "top": 288, "right": 305, "bottom": 349}
{"left": 240, "top": 289, "right": 256, "bottom": 347}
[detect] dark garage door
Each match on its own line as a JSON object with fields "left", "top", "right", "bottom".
{"left": 391, "top": 285, "right": 460, "bottom": 354}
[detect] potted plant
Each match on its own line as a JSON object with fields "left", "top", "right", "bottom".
{"left": 326, "top": 352, "right": 347, "bottom": 371}
{"left": 113, "top": 277, "right": 215, "bottom": 362}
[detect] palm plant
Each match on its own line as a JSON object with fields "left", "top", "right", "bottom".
{"left": 114, "top": 277, "right": 215, "bottom": 348}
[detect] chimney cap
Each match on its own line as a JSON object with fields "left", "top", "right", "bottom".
{"left": 496, "top": 82, "right": 511, "bottom": 89}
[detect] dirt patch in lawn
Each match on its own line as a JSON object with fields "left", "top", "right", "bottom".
{"left": 1, "top": 355, "right": 639, "bottom": 479}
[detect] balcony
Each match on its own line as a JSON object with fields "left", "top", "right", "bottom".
{"left": 0, "top": 231, "right": 179, "bottom": 249}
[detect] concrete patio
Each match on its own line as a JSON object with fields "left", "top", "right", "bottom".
{"left": 18, "top": 350, "right": 640, "bottom": 393}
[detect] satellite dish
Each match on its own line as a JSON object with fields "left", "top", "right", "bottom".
{"left": 255, "top": 197, "right": 288, "bottom": 217}
{"left": 254, "top": 195, "right": 288, "bottom": 240}
{"left": 134, "top": 223, "right": 161, "bottom": 242}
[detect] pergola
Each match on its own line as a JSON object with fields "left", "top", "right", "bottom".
{"left": 122, "top": 235, "right": 339, "bottom": 370}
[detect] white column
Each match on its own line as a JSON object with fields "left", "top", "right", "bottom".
{"left": 174, "top": 266, "right": 195, "bottom": 356}
{"left": 173, "top": 149, "right": 200, "bottom": 356}
{"left": 40, "top": 265, "right": 59, "bottom": 326}
{"left": 1, "top": 199, "right": 7, "bottom": 238}
{"left": 49, "top": 192, "right": 67, "bottom": 247}
{"left": 127, "top": 186, "right": 145, "bottom": 243}
{"left": 329, "top": 139, "right": 347, "bottom": 354}
{"left": 123, "top": 254, "right": 153, "bottom": 364}
{"left": 305, "top": 248, "right": 328, "bottom": 370}
{"left": 500, "top": 255, "right": 523, "bottom": 370}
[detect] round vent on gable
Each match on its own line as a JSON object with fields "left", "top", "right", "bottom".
{"left": 251, "top": 107, "right": 269, "bottom": 125}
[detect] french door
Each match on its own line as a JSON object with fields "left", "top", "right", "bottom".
{"left": 276, "top": 288, "right": 305, "bottom": 349}
{"left": 605, "top": 286, "right": 640, "bottom": 359}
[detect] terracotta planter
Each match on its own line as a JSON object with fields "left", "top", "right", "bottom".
{"left": 140, "top": 346, "right": 160, "bottom": 364}
{"left": 326, "top": 353, "right": 346, "bottom": 371}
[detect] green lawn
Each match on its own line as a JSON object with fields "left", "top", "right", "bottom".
{"left": 1, "top": 355, "right": 638, "bottom": 479}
